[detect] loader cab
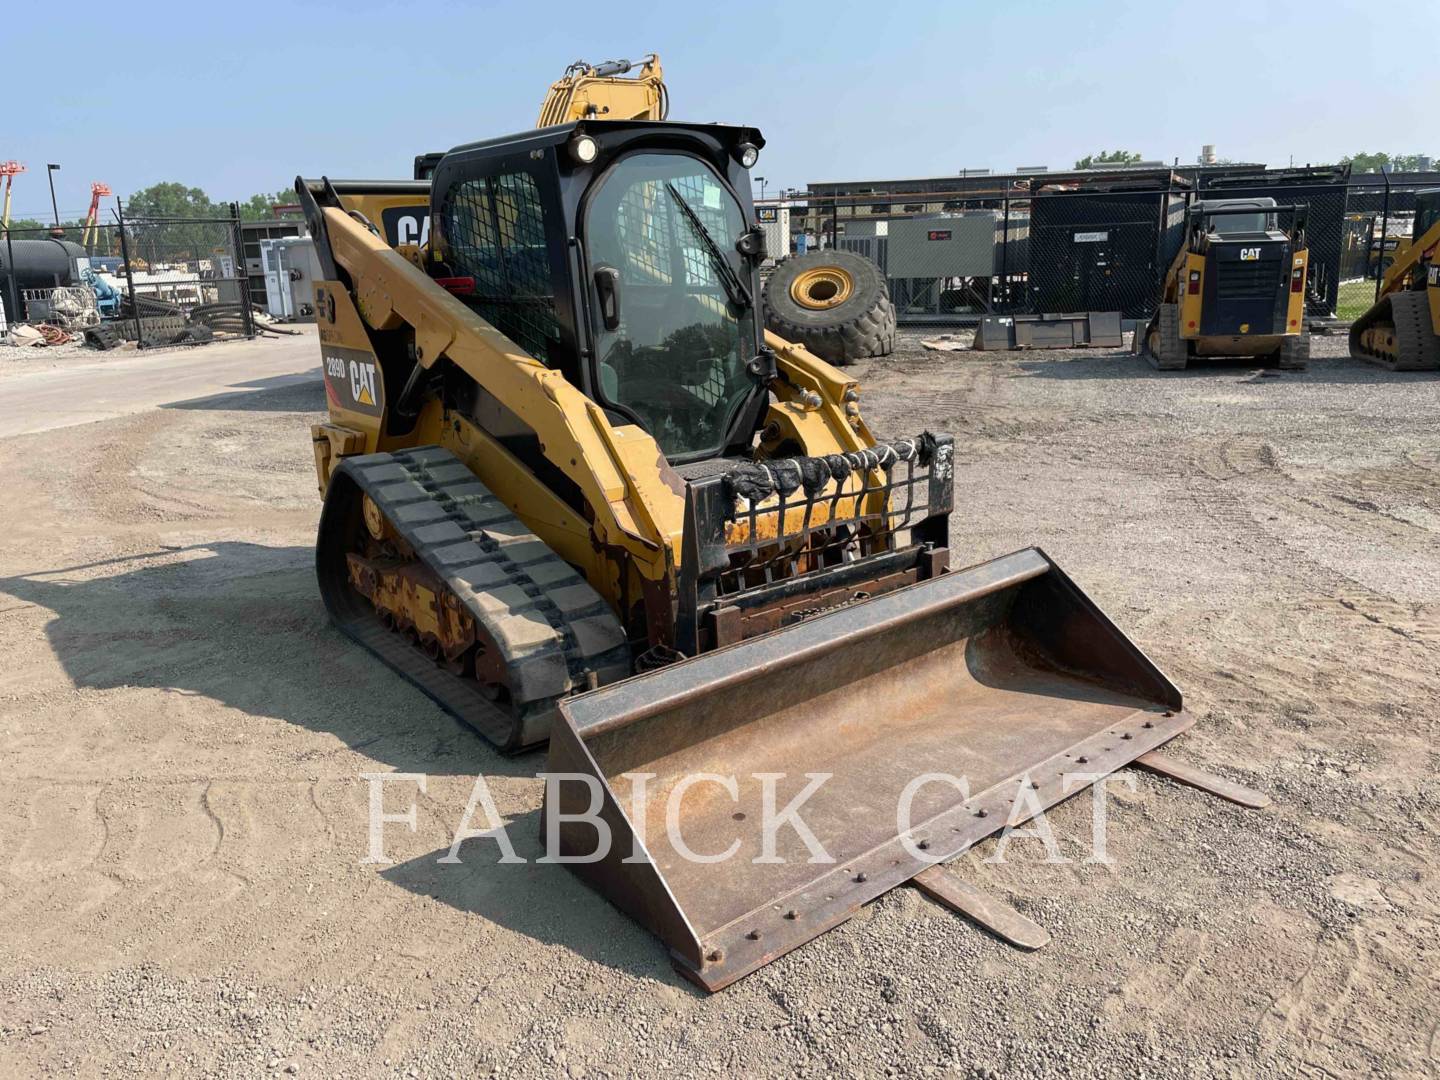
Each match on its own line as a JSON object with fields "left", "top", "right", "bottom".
{"left": 1412, "top": 189, "right": 1440, "bottom": 242}
{"left": 1185, "top": 198, "right": 1301, "bottom": 339}
{"left": 427, "top": 120, "right": 770, "bottom": 465}
{"left": 1193, "top": 198, "right": 1281, "bottom": 243}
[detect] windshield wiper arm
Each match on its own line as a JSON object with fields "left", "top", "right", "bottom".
{"left": 664, "top": 182, "right": 752, "bottom": 310}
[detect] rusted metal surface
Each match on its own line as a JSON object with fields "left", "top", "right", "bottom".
{"left": 709, "top": 565, "right": 919, "bottom": 646}
{"left": 722, "top": 490, "right": 860, "bottom": 546}
{"left": 1133, "top": 750, "right": 1271, "bottom": 808}
{"left": 346, "top": 551, "right": 478, "bottom": 664}
{"left": 544, "top": 547, "right": 1191, "bottom": 991}
{"left": 911, "top": 866, "right": 1050, "bottom": 950}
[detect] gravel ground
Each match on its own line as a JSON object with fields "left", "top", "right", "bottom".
{"left": 1, "top": 330, "right": 1437, "bottom": 1078}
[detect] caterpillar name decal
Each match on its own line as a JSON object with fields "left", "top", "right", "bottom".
{"left": 380, "top": 205, "right": 432, "bottom": 247}
{"left": 323, "top": 347, "right": 384, "bottom": 416}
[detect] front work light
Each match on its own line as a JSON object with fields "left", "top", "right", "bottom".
{"left": 570, "top": 135, "right": 600, "bottom": 164}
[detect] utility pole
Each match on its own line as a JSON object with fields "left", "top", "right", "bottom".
{"left": 46, "top": 163, "right": 61, "bottom": 229}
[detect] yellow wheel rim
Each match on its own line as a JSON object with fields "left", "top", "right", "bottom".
{"left": 789, "top": 265, "right": 854, "bottom": 310}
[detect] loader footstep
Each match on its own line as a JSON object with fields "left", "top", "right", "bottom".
{"left": 911, "top": 866, "right": 1050, "bottom": 951}
{"left": 1132, "top": 750, "right": 1271, "bottom": 808}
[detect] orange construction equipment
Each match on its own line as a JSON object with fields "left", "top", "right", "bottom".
{"left": 82, "top": 183, "right": 113, "bottom": 248}
{"left": 1, "top": 161, "right": 26, "bottom": 233}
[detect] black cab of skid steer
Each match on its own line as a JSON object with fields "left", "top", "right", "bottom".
{"left": 420, "top": 120, "right": 773, "bottom": 465}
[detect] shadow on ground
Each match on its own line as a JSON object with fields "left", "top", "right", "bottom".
{"left": 0, "top": 541, "right": 519, "bottom": 777}
{"left": 163, "top": 373, "right": 325, "bottom": 412}
{"left": 381, "top": 817, "right": 690, "bottom": 989}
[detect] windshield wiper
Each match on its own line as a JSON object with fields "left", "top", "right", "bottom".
{"left": 664, "top": 182, "right": 752, "bottom": 311}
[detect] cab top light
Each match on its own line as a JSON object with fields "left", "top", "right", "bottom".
{"left": 570, "top": 134, "right": 599, "bottom": 165}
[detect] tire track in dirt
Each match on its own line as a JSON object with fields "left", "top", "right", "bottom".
{"left": 1178, "top": 436, "right": 1440, "bottom": 653}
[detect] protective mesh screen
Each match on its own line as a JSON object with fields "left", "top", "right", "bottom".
{"left": 444, "top": 173, "right": 560, "bottom": 360}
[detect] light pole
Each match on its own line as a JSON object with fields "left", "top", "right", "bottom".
{"left": 46, "top": 163, "right": 61, "bottom": 228}
{"left": 755, "top": 176, "right": 767, "bottom": 202}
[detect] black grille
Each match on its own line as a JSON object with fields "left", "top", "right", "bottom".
{"left": 1215, "top": 259, "right": 1282, "bottom": 301}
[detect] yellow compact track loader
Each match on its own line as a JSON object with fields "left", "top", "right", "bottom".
{"left": 1350, "top": 188, "right": 1440, "bottom": 370}
{"left": 301, "top": 80, "right": 1264, "bottom": 989}
{"left": 1136, "top": 198, "right": 1311, "bottom": 370}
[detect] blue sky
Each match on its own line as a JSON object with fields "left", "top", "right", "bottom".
{"left": 5, "top": 0, "right": 1433, "bottom": 219}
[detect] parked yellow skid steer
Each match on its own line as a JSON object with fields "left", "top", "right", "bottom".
{"left": 302, "top": 113, "right": 1264, "bottom": 989}
{"left": 1136, "top": 198, "right": 1311, "bottom": 370}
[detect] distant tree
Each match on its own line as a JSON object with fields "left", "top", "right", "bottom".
{"left": 4, "top": 217, "right": 50, "bottom": 233}
{"left": 237, "top": 188, "right": 301, "bottom": 221}
{"left": 1341, "top": 151, "right": 1435, "bottom": 173}
{"left": 122, "top": 183, "right": 231, "bottom": 265}
{"left": 125, "top": 182, "right": 220, "bottom": 219}
{"left": 1074, "top": 150, "right": 1143, "bottom": 169}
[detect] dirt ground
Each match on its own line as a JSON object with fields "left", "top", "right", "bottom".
{"left": 1, "top": 329, "right": 1437, "bottom": 1078}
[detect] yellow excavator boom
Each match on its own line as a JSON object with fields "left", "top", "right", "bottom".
{"left": 537, "top": 54, "right": 668, "bottom": 127}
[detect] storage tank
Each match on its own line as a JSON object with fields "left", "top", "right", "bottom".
{"left": 0, "top": 237, "right": 87, "bottom": 322}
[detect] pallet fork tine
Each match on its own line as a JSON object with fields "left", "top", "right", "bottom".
{"left": 911, "top": 866, "right": 1050, "bottom": 950}
{"left": 1132, "top": 750, "right": 1272, "bottom": 809}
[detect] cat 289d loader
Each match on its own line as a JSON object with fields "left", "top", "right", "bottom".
{"left": 1350, "top": 188, "right": 1440, "bottom": 370}
{"left": 1136, "top": 197, "right": 1311, "bottom": 370}
{"left": 300, "top": 108, "right": 1264, "bottom": 990}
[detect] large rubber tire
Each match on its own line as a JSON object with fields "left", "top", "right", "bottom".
{"left": 763, "top": 250, "right": 896, "bottom": 366}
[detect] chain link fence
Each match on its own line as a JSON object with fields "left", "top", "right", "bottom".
{"left": 761, "top": 171, "right": 1439, "bottom": 333}
{"left": 2, "top": 203, "right": 253, "bottom": 347}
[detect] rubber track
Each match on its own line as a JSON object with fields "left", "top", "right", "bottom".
{"left": 1350, "top": 291, "right": 1440, "bottom": 371}
{"left": 1276, "top": 335, "right": 1309, "bottom": 370}
{"left": 320, "top": 446, "right": 630, "bottom": 751}
{"left": 1143, "top": 303, "right": 1187, "bottom": 371}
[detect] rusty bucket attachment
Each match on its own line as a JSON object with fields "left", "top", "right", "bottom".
{"left": 544, "top": 548, "right": 1192, "bottom": 990}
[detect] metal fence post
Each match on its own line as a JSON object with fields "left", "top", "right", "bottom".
{"left": 116, "top": 198, "right": 143, "bottom": 347}
{"left": 830, "top": 201, "right": 838, "bottom": 250}
{"left": 4, "top": 227, "right": 18, "bottom": 327}
{"left": 1149, "top": 178, "right": 1174, "bottom": 320}
{"left": 1375, "top": 171, "right": 1391, "bottom": 305}
{"left": 999, "top": 192, "right": 1010, "bottom": 314}
{"left": 230, "top": 202, "right": 255, "bottom": 339}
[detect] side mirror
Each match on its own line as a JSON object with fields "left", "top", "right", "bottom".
{"left": 735, "top": 226, "right": 767, "bottom": 262}
{"left": 593, "top": 265, "right": 622, "bottom": 331}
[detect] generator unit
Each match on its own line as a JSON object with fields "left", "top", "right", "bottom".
{"left": 259, "top": 236, "right": 322, "bottom": 321}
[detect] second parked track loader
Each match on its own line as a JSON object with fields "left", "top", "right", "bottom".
{"left": 1350, "top": 188, "right": 1440, "bottom": 370}
{"left": 299, "top": 62, "right": 1264, "bottom": 990}
{"left": 1136, "top": 198, "right": 1311, "bottom": 371}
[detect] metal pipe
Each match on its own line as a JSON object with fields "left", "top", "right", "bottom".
{"left": 4, "top": 227, "right": 19, "bottom": 325}
{"left": 116, "top": 199, "right": 143, "bottom": 347}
